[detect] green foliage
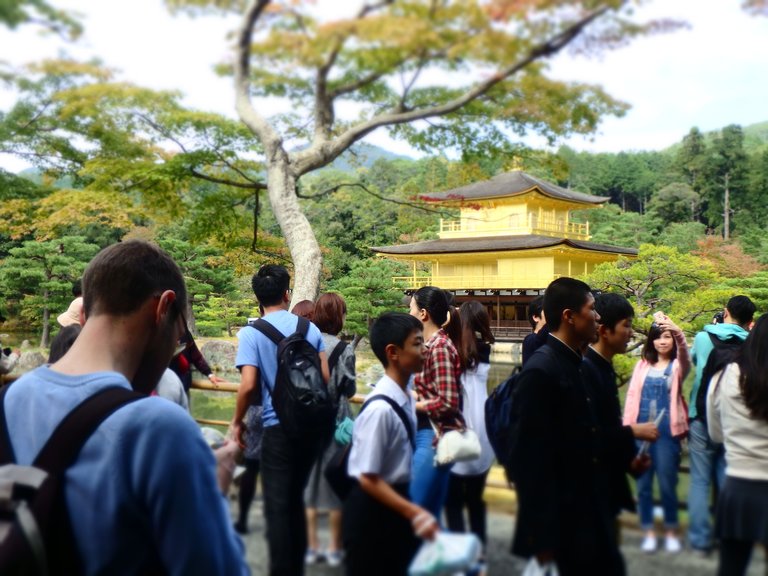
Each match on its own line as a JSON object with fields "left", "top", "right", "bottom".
{"left": 584, "top": 244, "right": 722, "bottom": 337}
{"left": 573, "top": 204, "right": 661, "bottom": 248}
{"left": 647, "top": 182, "right": 700, "bottom": 225}
{"left": 656, "top": 221, "right": 707, "bottom": 253}
{"left": 0, "top": 0, "right": 81, "bottom": 37}
{"left": 0, "top": 235, "right": 99, "bottom": 345}
{"left": 156, "top": 233, "right": 240, "bottom": 334}
{"left": 326, "top": 258, "right": 410, "bottom": 339}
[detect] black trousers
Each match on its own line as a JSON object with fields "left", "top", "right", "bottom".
{"left": 444, "top": 470, "right": 490, "bottom": 546}
{"left": 343, "top": 483, "right": 420, "bottom": 576}
{"left": 237, "top": 458, "right": 260, "bottom": 529}
{"left": 261, "top": 425, "right": 322, "bottom": 576}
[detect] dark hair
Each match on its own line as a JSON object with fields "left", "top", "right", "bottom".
{"left": 412, "top": 286, "right": 463, "bottom": 354}
{"left": 370, "top": 312, "right": 423, "bottom": 367}
{"left": 82, "top": 241, "right": 186, "bottom": 318}
{"left": 291, "top": 299, "right": 315, "bottom": 321}
{"left": 314, "top": 293, "right": 346, "bottom": 335}
{"left": 460, "top": 300, "right": 495, "bottom": 369}
{"left": 48, "top": 324, "right": 82, "bottom": 363}
{"left": 726, "top": 295, "right": 756, "bottom": 327}
{"left": 737, "top": 313, "right": 768, "bottom": 423}
{"left": 594, "top": 293, "right": 634, "bottom": 331}
{"left": 543, "top": 277, "right": 592, "bottom": 332}
{"left": 72, "top": 279, "right": 82, "bottom": 298}
{"left": 528, "top": 295, "right": 544, "bottom": 329}
{"left": 642, "top": 323, "right": 678, "bottom": 364}
{"left": 251, "top": 264, "right": 290, "bottom": 307}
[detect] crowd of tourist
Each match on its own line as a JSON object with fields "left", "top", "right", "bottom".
{"left": 2, "top": 241, "right": 767, "bottom": 576}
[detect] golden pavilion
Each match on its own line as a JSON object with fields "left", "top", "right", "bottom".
{"left": 372, "top": 171, "right": 637, "bottom": 339}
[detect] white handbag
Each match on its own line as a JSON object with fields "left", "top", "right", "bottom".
{"left": 431, "top": 420, "right": 481, "bottom": 466}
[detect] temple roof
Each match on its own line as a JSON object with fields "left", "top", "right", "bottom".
{"left": 422, "top": 171, "right": 609, "bottom": 205}
{"left": 372, "top": 235, "right": 637, "bottom": 256}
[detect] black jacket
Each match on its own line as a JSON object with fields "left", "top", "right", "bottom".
{"left": 583, "top": 347, "right": 637, "bottom": 515}
{"left": 511, "top": 336, "right": 621, "bottom": 575}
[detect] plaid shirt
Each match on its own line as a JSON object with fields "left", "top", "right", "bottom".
{"left": 414, "top": 329, "right": 464, "bottom": 432}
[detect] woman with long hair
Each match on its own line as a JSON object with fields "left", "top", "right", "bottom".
{"left": 408, "top": 286, "right": 464, "bottom": 519}
{"left": 444, "top": 300, "right": 495, "bottom": 557}
{"left": 623, "top": 314, "right": 690, "bottom": 554}
{"left": 708, "top": 313, "right": 768, "bottom": 576}
{"left": 303, "top": 293, "right": 356, "bottom": 566}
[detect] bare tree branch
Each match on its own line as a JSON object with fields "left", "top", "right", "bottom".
{"left": 297, "top": 181, "right": 455, "bottom": 218}
{"left": 292, "top": 6, "right": 609, "bottom": 176}
{"left": 190, "top": 169, "right": 266, "bottom": 190}
{"left": 235, "top": 0, "right": 284, "bottom": 157}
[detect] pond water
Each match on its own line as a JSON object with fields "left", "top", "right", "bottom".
{"left": 0, "top": 331, "right": 40, "bottom": 349}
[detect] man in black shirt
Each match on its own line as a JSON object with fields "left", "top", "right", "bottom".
{"left": 512, "top": 278, "right": 621, "bottom": 575}
{"left": 583, "top": 294, "right": 656, "bottom": 539}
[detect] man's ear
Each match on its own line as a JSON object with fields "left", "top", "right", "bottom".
{"left": 155, "top": 289, "right": 176, "bottom": 324}
{"left": 562, "top": 308, "right": 575, "bottom": 326}
{"left": 384, "top": 342, "right": 399, "bottom": 363}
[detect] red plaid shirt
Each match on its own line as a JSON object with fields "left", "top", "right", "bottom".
{"left": 414, "top": 329, "right": 464, "bottom": 432}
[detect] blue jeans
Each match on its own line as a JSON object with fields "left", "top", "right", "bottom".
{"left": 410, "top": 428, "right": 453, "bottom": 519}
{"left": 687, "top": 418, "right": 726, "bottom": 550}
{"left": 636, "top": 433, "right": 681, "bottom": 530}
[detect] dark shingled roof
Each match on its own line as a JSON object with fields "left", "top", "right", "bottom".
{"left": 372, "top": 235, "right": 637, "bottom": 256}
{"left": 421, "top": 171, "right": 609, "bottom": 205}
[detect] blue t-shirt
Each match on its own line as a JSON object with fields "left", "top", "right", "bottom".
{"left": 235, "top": 309, "right": 325, "bottom": 428}
{"left": 4, "top": 367, "right": 249, "bottom": 576}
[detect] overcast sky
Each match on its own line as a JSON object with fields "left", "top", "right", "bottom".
{"left": 1, "top": 0, "right": 766, "bottom": 170}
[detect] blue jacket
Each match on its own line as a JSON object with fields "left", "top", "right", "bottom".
{"left": 689, "top": 323, "right": 749, "bottom": 419}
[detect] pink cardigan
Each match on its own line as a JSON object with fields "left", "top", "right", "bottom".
{"left": 622, "top": 330, "right": 691, "bottom": 437}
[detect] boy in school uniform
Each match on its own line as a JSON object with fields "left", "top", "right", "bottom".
{"left": 343, "top": 312, "right": 439, "bottom": 575}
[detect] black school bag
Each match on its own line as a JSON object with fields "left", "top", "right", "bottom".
{"left": 485, "top": 346, "right": 556, "bottom": 482}
{"left": 0, "top": 385, "right": 142, "bottom": 576}
{"left": 695, "top": 333, "right": 744, "bottom": 424}
{"left": 252, "top": 316, "right": 335, "bottom": 439}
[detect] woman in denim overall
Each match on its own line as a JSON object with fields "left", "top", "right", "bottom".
{"left": 624, "top": 315, "right": 691, "bottom": 554}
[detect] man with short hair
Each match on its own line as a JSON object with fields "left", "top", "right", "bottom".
{"left": 511, "top": 277, "right": 622, "bottom": 575}
{"left": 687, "top": 294, "right": 756, "bottom": 555}
{"left": 583, "top": 293, "right": 656, "bottom": 538}
{"left": 3, "top": 240, "right": 248, "bottom": 575}
{"left": 232, "top": 264, "right": 330, "bottom": 576}
{"left": 521, "top": 295, "right": 548, "bottom": 366}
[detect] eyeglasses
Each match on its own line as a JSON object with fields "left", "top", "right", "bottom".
{"left": 170, "top": 298, "right": 190, "bottom": 356}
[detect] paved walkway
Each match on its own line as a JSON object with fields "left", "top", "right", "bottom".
{"left": 235, "top": 498, "right": 767, "bottom": 575}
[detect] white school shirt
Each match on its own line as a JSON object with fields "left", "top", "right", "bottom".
{"left": 348, "top": 374, "right": 416, "bottom": 485}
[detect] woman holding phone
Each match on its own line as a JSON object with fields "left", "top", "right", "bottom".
{"left": 623, "top": 312, "right": 690, "bottom": 554}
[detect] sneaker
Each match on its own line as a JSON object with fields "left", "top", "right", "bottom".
{"left": 305, "top": 549, "right": 321, "bottom": 565}
{"left": 665, "top": 535, "right": 682, "bottom": 554}
{"left": 641, "top": 534, "right": 657, "bottom": 553}
{"left": 326, "top": 550, "right": 343, "bottom": 567}
{"left": 690, "top": 547, "right": 711, "bottom": 558}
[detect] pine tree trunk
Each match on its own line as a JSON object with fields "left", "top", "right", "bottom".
{"left": 267, "top": 158, "right": 322, "bottom": 303}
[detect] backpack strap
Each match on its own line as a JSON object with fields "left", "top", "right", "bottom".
{"left": 32, "top": 387, "right": 144, "bottom": 472}
{"left": 0, "top": 384, "right": 16, "bottom": 465}
{"left": 296, "top": 316, "right": 310, "bottom": 338}
{"left": 251, "top": 318, "right": 286, "bottom": 346}
{"left": 360, "top": 395, "right": 416, "bottom": 449}
{"left": 328, "top": 341, "right": 348, "bottom": 374}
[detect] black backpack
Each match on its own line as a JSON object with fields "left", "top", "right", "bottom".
{"left": 695, "top": 333, "right": 744, "bottom": 423}
{"left": 251, "top": 316, "right": 335, "bottom": 439}
{"left": 0, "top": 385, "right": 142, "bottom": 576}
{"left": 484, "top": 368, "right": 522, "bottom": 482}
{"left": 485, "top": 346, "right": 556, "bottom": 482}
